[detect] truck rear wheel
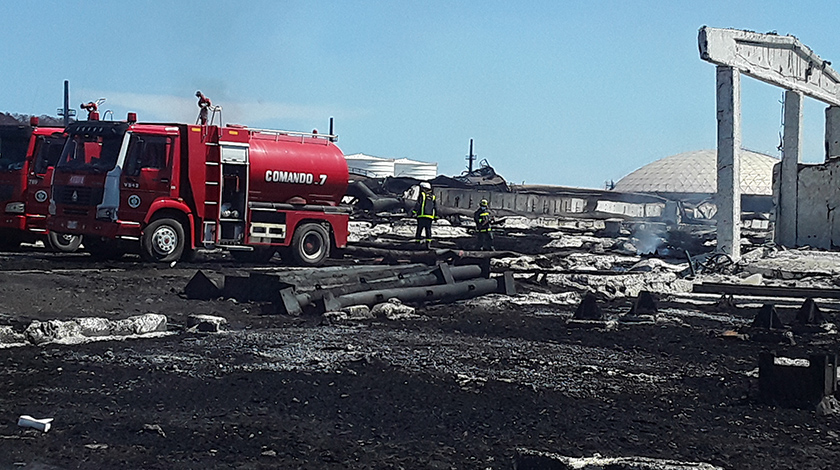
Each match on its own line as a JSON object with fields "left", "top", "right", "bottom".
{"left": 142, "top": 218, "right": 185, "bottom": 263}
{"left": 48, "top": 232, "right": 82, "bottom": 253}
{"left": 291, "top": 223, "right": 330, "bottom": 266}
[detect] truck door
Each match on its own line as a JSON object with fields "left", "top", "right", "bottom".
{"left": 26, "top": 134, "right": 66, "bottom": 230}
{"left": 120, "top": 133, "right": 174, "bottom": 222}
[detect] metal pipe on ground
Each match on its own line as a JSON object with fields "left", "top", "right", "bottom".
{"left": 320, "top": 272, "right": 516, "bottom": 313}
{"left": 268, "top": 263, "right": 430, "bottom": 286}
{"left": 280, "top": 264, "right": 485, "bottom": 315}
{"left": 313, "top": 264, "right": 483, "bottom": 299}
{"left": 224, "top": 264, "right": 430, "bottom": 300}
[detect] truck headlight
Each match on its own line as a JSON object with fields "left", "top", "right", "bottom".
{"left": 4, "top": 202, "right": 24, "bottom": 214}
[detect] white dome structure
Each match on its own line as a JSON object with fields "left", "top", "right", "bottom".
{"left": 344, "top": 153, "right": 395, "bottom": 178}
{"left": 393, "top": 158, "right": 438, "bottom": 180}
{"left": 614, "top": 149, "right": 779, "bottom": 196}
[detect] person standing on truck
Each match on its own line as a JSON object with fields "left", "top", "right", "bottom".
{"left": 412, "top": 181, "right": 436, "bottom": 248}
{"left": 473, "top": 199, "right": 495, "bottom": 251}
{"left": 196, "top": 91, "right": 212, "bottom": 125}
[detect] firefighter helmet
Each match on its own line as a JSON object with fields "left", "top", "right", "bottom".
{"left": 480, "top": 199, "right": 488, "bottom": 207}
{"left": 420, "top": 182, "right": 432, "bottom": 191}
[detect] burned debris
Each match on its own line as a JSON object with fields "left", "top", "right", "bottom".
{"left": 185, "top": 262, "right": 516, "bottom": 317}
{"left": 759, "top": 352, "right": 840, "bottom": 413}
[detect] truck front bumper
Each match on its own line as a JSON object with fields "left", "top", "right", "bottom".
{"left": 49, "top": 217, "right": 142, "bottom": 239}
{"left": 0, "top": 214, "right": 26, "bottom": 231}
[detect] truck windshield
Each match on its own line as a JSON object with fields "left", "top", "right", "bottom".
{"left": 55, "top": 132, "right": 123, "bottom": 173}
{"left": 31, "top": 135, "right": 67, "bottom": 175}
{"left": 0, "top": 129, "right": 32, "bottom": 172}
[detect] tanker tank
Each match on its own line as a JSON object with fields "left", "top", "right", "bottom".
{"left": 247, "top": 131, "right": 348, "bottom": 207}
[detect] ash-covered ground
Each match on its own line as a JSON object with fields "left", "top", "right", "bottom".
{"left": 1, "top": 221, "right": 840, "bottom": 469}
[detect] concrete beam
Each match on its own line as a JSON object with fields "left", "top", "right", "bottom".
{"left": 827, "top": 106, "right": 840, "bottom": 160}
{"left": 699, "top": 27, "right": 840, "bottom": 106}
{"left": 716, "top": 66, "right": 741, "bottom": 259}
{"left": 776, "top": 90, "right": 803, "bottom": 247}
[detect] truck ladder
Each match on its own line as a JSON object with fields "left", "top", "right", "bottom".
{"left": 201, "top": 143, "right": 222, "bottom": 248}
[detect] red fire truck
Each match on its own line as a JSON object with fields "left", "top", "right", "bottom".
{"left": 48, "top": 113, "right": 350, "bottom": 265}
{"left": 0, "top": 117, "right": 81, "bottom": 252}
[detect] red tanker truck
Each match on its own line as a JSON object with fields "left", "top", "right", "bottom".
{"left": 0, "top": 117, "right": 81, "bottom": 252}
{"left": 48, "top": 113, "right": 350, "bottom": 265}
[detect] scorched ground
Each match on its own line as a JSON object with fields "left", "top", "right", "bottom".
{"left": 0, "top": 247, "right": 838, "bottom": 470}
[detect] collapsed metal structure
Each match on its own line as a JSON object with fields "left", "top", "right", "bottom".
{"left": 185, "top": 262, "right": 516, "bottom": 315}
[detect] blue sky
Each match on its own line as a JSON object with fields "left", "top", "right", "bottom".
{"left": 1, "top": 1, "right": 837, "bottom": 188}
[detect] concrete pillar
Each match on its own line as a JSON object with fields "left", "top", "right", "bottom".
{"left": 827, "top": 106, "right": 840, "bottom": 161}
{"left": 776, "top": 90, "right": 803, "bottom": 247}
{"left": 715, "top": 66, "right": 741, "bottom": 259}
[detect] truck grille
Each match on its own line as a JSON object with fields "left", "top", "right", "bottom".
{"left": 53, "top": 185, "right": 104, "bottom": 206}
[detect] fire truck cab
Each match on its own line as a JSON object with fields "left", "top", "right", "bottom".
{"left": 0, "top": 118, "right": 80, "bottom": 251}
{"left": 48, "top": 114, "right": 350, "bottom": 265}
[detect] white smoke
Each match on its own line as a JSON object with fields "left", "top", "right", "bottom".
{"left": 632, "top": 226, "right": 666, "bottom": 255}
{"left": 75, "top": 89, "right": 363, "bottom": 127}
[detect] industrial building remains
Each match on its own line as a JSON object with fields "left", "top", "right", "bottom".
{"left": 6, "top": 25, "right": 840, "bottom": 470}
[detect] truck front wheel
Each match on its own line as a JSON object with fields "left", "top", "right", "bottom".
{"left": 48, "top": 232, "right": 82, "bottom": 253}
{"left": 142, "top": 218, "right": 185, "bottom": 263}
{"left": 290, "top": 223, "right": 330, "bottom": 266}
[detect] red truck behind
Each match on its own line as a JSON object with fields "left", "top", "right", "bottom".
{"left": 0, "top": 117, "right": 80, "bottom": 251}
{"left": 48, "top": 114, "right": 350, "bottom": 265}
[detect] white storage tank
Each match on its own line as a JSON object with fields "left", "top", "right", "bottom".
{"left": 344, "top": 153, "right": 395, "bottom": 178}
{"left": 394, "top": 158, "right": 438, "bottom": 180}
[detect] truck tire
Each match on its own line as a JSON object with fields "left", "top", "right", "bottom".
{"left": 290, "top": 223, "right": 330, "bottom": 266}
{"left": 48, "top": 232, "right": 82, "bottom": 253}
{"left": 142, "top": 218, "right": 185, "bottom": 263}
{"left": 231, "top": 247, "right": 275, "bottom": 263}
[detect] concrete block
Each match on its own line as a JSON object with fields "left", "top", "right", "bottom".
{"left": 341, "top": 305, "right": 373, "bottom": 319}
{"left": 752, "top": 304, "right": 784, "bottom": 329}
{"left": 759, "top": 352, "right": 838, "bottom": 409}
{"left": 279, "top": 287, "right": 303, "bottom": 316}
{"left": 573, "top": 292, "right": 604, "bottom": 320}
{"left": 515, "top": 448, "right": 723, "bottom": 469}
{"left": 323, "top": 305, "right": 374, "bottom": 324}
{"left": 23, "top": 314, "right": 167, "bottom": 345}
{"left": 796, "top": 298, "right": 826, "bottom": 325}
{"left": 629, "top": 291, "right": 658, "bottom": 316}
{"left": 187, "top": 314, "right": 228, "bottom": 332}
{"left": 115, "top": 314, "right": 168, "bottom": 335}
{"left": 371, "top": 299, "right": 417, "bottom": 320}
{"left": 0, "top": 325, "right": 26, "bottom": 345}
